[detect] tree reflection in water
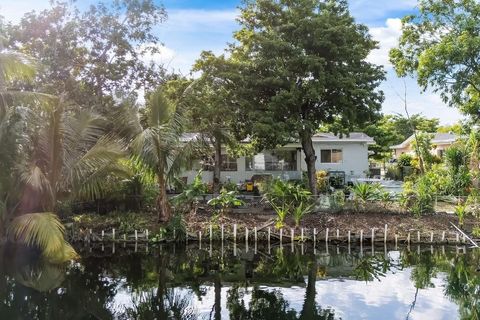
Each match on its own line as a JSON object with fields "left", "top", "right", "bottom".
{"left": 0, "top": 243, "right": 479, "bottom": 319}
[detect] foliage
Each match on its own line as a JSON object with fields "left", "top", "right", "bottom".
{"left": 173, "top": 171, "right": 208, "bottom": 212}
{"left": 262, "top": 179, "right": 313, "bottom": 228}
{"left": 292, "top": 202, "right": 314, "bottom": 227}
{"left": 207, "top": 189, "right": 245, "bottom": 216}
{"left": 315, "top": 171, "right": 329, "bottom": 193}
{"left": 6, "top": 213, "right": 77, "bottom": 263}
{"left": 72, "top": 211, "right": 155, "bottom": 234}
{"left": 411, "top": 132, "right": 436, "bottom": 169}
{"left": 390, "top": 0, "right": 480, "bottom": 116}
{"left": 397, "top": 154, "right": 413, "bottom": 167}
{"left": 350, "top": 183, "right": 383, "bottom": 204}
{"left": 6, "top": 0, "right": 166, "bottom": 114}
{"left": 331, "top": 190, "right": 346, "bottom": 211}
{"left": 228, "top": 0, "right": 385, "bottom": 194}
{"left": 400, "top": 173, "right": 438, "bottom": 216}
{"left": 455, "top": 204, "right": 467, "bottom": 227}
{"left": 118, "top": 87, "right": 203, "bottom": 222}
{"left": 362, "top": 114, "right": 438, "bottom": 161}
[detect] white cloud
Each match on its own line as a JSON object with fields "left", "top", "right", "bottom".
{"left": 139, "top": 43, "right": 176, "bottom": 65}
{"left": 349, "top": 0, "right": 417, "bottom": 23}
{"left": 367, "top": 18, "right": 403, "bottom": 68}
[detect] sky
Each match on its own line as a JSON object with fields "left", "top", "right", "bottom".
{"left": 0, "top": 0, "right": 464, "bottom": 124}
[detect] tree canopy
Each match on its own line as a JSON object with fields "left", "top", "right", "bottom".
{"left": 228, "top": 0, "right": 384, "bottom": 193}
{"left": 390, "top": 0, "right": 480, "bottom": 118}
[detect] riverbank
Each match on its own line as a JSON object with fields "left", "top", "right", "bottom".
{"left": 66, "top": 210, "right": 479, "bottom": 244}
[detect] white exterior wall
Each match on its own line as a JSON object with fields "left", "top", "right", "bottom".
{"left": 305, "top": 142, "right": 370, "bottom": 181}
{"left": 180, "top": 141, "right": 370, "bottom": 184}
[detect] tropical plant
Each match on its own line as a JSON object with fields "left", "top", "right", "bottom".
{"left": 207, "top": 189, "right": 245, "bottom": 216}
{"left": 454, "top": 203, "right": 467, "bottom": 227}
{"left": 315, "top": 170, "right": 329, "bottom": 193}
{"left": 350, "top": 183, "right": 383, "bottom": 210}
{"left": 6, "top": 213, "right": 78, "bottom": 264}
{"left": 119, "top": 87, "right": 204, "bottom": 222}
{"left": 379, "top": 191, "right": 394, "bottom": 210}
{"left": 292, "top": 202, "right": 314, "bottom": 227}
{"left": 173, "top": 171, "right": 208, "bottom": 213}
{"left": 262, "top": 179, "right": 313, "bottom": 228}
{"left": 400, "top": 176, "right": 436, "bottom": 216}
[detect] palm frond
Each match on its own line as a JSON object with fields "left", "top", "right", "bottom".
{"left": 148, "top": 88, "right": 176, "bottom": 127}
{"left": 0, "top": 51, "right": 36, "bottom": 84}
{"left": 6, "top": 212, "right": 78, "bottom": 263}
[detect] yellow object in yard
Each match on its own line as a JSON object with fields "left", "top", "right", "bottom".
{"left": 246, "top": 181, "right": 254, "bottom": 192}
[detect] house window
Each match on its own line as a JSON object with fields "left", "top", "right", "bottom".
{"left": 246, "top": 150, "right": 297, "bottom": 171}
{"left": 320, "top": 149, "right": 342, "bottom": 163}
{"left": 221, "top": 154, "right": 238, "bottom": 171}
{"left": 201, "top": 154, "right": 238, "bottom": 171}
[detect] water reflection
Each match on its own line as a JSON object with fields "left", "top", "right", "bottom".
{"left": 0, "top": 243, "right": 479, "bottom": 319}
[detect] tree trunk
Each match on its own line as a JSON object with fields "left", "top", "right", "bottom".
{"left": 214, "top": 276, "right": 222, "bottom": 320}
{"left": 300, "top": 130, "right": 317, "bottom": 195}
{"left": 157, "top": 173, "right": 171, "bottom": 223}
{"left": 300, "top": 259, "right": 318, "bottom": 319}
{"left": 213, "top": 139, "right": 222, "bottom": 194}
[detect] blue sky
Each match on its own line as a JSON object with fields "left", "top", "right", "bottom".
{"left": 0, "top": 0, "right": 463, "bottom": 124}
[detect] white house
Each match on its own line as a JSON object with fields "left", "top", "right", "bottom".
{"left": 390, "top": 132, "right": 458, "bottom": 159}
{"left": 180, "top": 132, "right": 374, "bottom": 185}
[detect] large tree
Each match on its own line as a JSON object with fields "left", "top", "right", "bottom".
{"left": 229, "top": 0, "right": 385, "bottom": 193}
{"left": 6, "top": 0, "right": 166, "bottom": 113}
{"left": 390, "top": 0, "right": 480, "bottom": 118}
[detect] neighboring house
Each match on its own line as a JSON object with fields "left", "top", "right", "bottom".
{"left": 390, "top": 132, "right": 458, "bottom": 159}
{"left": 180, "top": 132, "right": 374, "bottom": 185}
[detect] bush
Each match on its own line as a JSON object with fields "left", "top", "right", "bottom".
{"left": 172, "top": 171, "right": 208, "bottom": 212}
{"left": 397, "top": 154, "right": 413, "bottom": 167}
{"left": 262, "top": 179, "right": 313, "bottom": 228}
{"left": 316, "top": 170, "right": 329, "bottom": 193}
{"left": 400, "top": 175, "right": 436, "bottom": 216}
{"left": 207, "top": 189, "right": 245, "bottom": 216}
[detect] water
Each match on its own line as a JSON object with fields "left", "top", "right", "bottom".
{"left": 0, "top": 243, "right": 479, "bottom": 319}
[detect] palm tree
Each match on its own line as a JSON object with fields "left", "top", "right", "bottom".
{"left": 120, "top": 87, "right": 202, "bottom": 222}
{"left": 0, "top": 46, "right": 126, "bottom": 263}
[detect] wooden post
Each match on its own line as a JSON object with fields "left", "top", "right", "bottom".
{"left": 123, "top": 234, "right": 126, "bottom": 242}
{"left": 101, "top": 230, "right": 104, "bottom": 241}
{"left": 325, "top": 228, "right": 329, "bottom": 243}
{"left": 407, "top": 232, "right": 411, "bottom": 245}
{"left": 430, "top": 232, "right": 434, "bottom": 243}
{"left": 233, "top": 224, "right": 237, "bottom": 243}
{"left": 112, "top": 228, "right": 115, "bottom": 241}
{"left": 199, "top": 231, "right": 202, "bottom": 248}
{"left": 245, "top": 227, "right": 249, "bottom": 243}
{"left": 442, "top": 231, "right": 445, "bottom": 242}
{"left": 360, "top": 230, "right": 363, "bottom": 244}
{"left": 301, "top": 228, "right": 304, "bottom": 242}
{"left": 395, "top": 234, "right": 398, "bottom": 249}
{"left": 134, "top": 230, "right": 138, "bottom": 242}
{"left": 221, "top": 225, "right": 224, "bottom": 242}
{"left": 280, "top": 228, "right": 283, "bottom": 244}
{"left": 254, "top": 226, "right": 257, "bottom": 243}
{"left": 384, "top": 225, "right": 388, "bottom": 244}
{"left": 146, "top": 229, "right": 149, "bottom": 241}
{"left": 173, "top": 228, "right": 176, "bottom": 240}
{"left": 313, "top": 228, "right": 317, "bottom": 244}
{"left": 456, "top": 232, "right": 460, "bottom": 243}
{"left": 268, "top": 227, "right": 271, "bottom": 244}
{"left": 209, "top": 224, "right": 213, "bottom": 242}
{"left": 336, "top": 229, "right": 339, "bottom": 240}
{"left": 417, "top": 231, "right": 420, "bottom": 243}
{"left": 348, "top": 230, "right": 351, "bottom": 244}
{"left": 371, "top": 228, "right": 375, "bottom": 245}
{"left": 291, "top": 228, "right": 294, "bottom": 252}
{"left": 89, "top": 229, "right": 92, "bottom": 242}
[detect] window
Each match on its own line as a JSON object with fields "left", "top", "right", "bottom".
{"left": 221, "top": 154, "right": 238, "bottom": 171}
{"left": 320, "top": 149, "right": 342, "bottom": 163}
{"left": 246, "top": 150, "right": 297, "bottom": 171}
{"left": 201, "top": 154, "right": 238, "bottom": 171}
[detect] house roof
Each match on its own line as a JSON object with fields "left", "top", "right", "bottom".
{"left": 312, "top": 132, "right": 374, "bottom": 143}
{"left": 181, "top": 132, "right": 374, "bottom": 144}
{"left": 390, "top": 132, "right": 458, "bottom": 149}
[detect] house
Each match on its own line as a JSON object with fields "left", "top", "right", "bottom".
{"left": 390, "top": 132, "right": 458, "bottom": 159}
{"left": 180, "top": 132, "right": 374, "bottom": 185}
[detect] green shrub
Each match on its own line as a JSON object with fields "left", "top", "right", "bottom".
{"left": 400, "top": 175, "right": 436, "bottom": 216}
{"left": 207, "top": 189, "right": 245, "bottom": 216}
{"left": 262, "top": 179, "right": 313, "bottom": 228}
{"left": 173, "top": 171, "right": 208, "bottom": 212}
